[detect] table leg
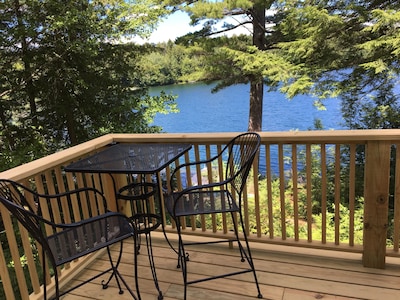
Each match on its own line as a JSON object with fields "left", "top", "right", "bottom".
{"left": 143, "top": 231, "right": 163, "bottom": 300}
{"left": 116, "top": 177, "right": 164, "bottom": 299}
{"left": 155, "top": 172, "right": 179, "bottom": 256}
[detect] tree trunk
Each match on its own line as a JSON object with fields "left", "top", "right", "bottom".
{"left": 248, "top": 80, "right": 263, "bottom": 131}
{"left": 66, "top": 109, "right": 78, "bottom": 145}
{"left": 248, "top": 4, "right": 266, "bottom": 132}
{"left": 14, "top": 0, "right": 38, "bottom": 127}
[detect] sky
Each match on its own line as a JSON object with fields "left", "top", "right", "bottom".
{"left": 148, "top": 11, "right": 200, "bottom": 43}
{"left": 135, "top": 11, "right": 252, "bottom": 44}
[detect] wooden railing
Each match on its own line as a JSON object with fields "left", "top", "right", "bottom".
{"left": 0, "top": 130, "right": 399, "bottom": 299}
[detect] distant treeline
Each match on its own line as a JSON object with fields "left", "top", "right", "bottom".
{"left": 138, "top": 41, "right": 208, "bottom": 87}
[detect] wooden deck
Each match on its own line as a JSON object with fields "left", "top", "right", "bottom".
{"left": 61, "top": 232, "right": 400, "bottom": 300}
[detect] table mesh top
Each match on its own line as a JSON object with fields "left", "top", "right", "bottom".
{"left": 65, "top": 143, "right": 192, "bottom": 174}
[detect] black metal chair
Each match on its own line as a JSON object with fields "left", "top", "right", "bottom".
{"left": 0, "top": 179, "right": 140, "bottom": 300}
{"left": 165, "top": 132, "right": 263, "bottom": 299}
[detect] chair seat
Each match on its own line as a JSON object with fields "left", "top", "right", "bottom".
{"left": 47, "top": 212, "right": 134, "bottom": 266}
{"left": 166, "top": 190, "right": 239, "bottom": 217}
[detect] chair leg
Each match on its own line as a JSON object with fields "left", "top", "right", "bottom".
{"left": 230, "top": 211, "right": 247, "bottom": 262}
{"left": 102, "top": 242, "right": 125, "bottom": 293}
{"left": 46, "top": 240, "right": 140, "bottom": 299}
{"left": 143, "top": 232, "right": 163, "bottom": 300}
{"left": 43, "top": 251, "right": 47, "bottom": 300}
{"left": 43, "top": 250, "right": 61, "bottom": 300}
{"left": 237, "top": 212, "right": 263, "bottom": 299}
{"left": 175, "top": 219, "right": 190, "bottom": 268}
{"left": 101, "top": 241, "right": 141, "bottom": 299}
{"left": 174, "top": 213, "right": 262, "bottom": 300}
{"left": 48, "top": 273, "right": 61, "bottom": 300}
{"left": 176, "top": 220, "right": 189, "bottom": 300}
{"left": 162, "top": 222, "right": 180, "bottom": 256}
{"left": 134, "top": 233, "right": 141, "bottom": 300}
{"left": 114, "top": 269, "right": 140, "bottom": 300}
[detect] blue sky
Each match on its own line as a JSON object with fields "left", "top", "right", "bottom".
{"left": 148, "top": 11, "right": 201, "bottom": 43}
{"left": 138, "top": 11, "right": 252, "bottom": 43}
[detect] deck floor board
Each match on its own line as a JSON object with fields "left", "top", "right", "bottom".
{"left": 60, "top": 232, "right": 400, "bottom": 300}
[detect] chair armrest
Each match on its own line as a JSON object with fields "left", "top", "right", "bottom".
{"left": 170, "top": 140, "right": 234, "bottom": 179}
{"left": 52, "top": 211, "right": 132, "bottom": 230}
{"left": 36, "top": 187, "right": 108, "bottom": 209}
{"left": 169, "top": 150, "right": 228, "bottom": 191}
{"left": 172, "top": 179, "right": 230, "bottom": 196}
{"left": 17, "top": 206, "right": 131, "bottom": 231}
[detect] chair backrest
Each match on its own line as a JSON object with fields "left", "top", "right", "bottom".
{"left": 224, "top": 132, "right": 261, "bottom": 195}
{"left": 0, "top": 180, "right": 48, "bottom": 247}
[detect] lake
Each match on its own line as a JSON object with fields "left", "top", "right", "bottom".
{"left": 149, "top": 82, "right": 345, "bottom": 174}
{"left": 150, "top": 81, "right": 345, "bottom": 133}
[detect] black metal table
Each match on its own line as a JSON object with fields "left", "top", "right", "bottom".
{"left": 65, "top": 143, "right": 192, "bottom": 300}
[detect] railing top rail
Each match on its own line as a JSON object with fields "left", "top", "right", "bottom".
{"left": 112, "top": 129, "right": 400, "bottom": 143}
{"left": 255, "top": 129, "right": 400, "bottom": 143}
{"left": 0, "top": 134, "right": 114, "bottom": 181}
{"left": 2, "top": 129, "right": 400, "bottom": 181}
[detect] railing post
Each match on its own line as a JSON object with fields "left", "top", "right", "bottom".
{"left": 363, "top": 140, "right": 391, "bottom": 269}
{"left": 101, "top": 173, "right": 118, "bottom": 211}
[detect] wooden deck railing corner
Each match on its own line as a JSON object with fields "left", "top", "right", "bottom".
{"left": 1, "top": 130, "right": 400, "bottom": 299}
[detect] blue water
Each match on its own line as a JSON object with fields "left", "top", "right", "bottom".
{"left": 149, "top": 82, "right": 345, "bottom": 175}
{"left": 150, "top": 82, "right": 345, "bottom": 132}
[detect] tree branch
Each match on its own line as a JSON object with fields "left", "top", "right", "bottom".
{"left": 203, "top": 20, "right": 253, "bottom": 37}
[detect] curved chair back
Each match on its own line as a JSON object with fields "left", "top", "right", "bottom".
{"left": 0, "top": 179, "right": 62, "bottom": 275}
{"left": 224, "top": 132, "right": 261, "bottom": 196}
{"left": 0, "top": 180, "right": 48, "bottom": 246}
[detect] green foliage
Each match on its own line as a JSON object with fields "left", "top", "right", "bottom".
{"left": 183, "top": 162, "right": 365, "bottom": 245}
{"left": 138, "top": 42, "right": 208, "bottom": 86}
{"left": 254, "top": 176, "right": 364, "bottom": 244}
{"left": 341, "top": 75, "right": 400, "bottom": 129}
{"left": 359, "top": 9, "right": 400, "bottom": 70}
{"left": 276, "top": 1, "right": 400, "bottom": 128}
{"left": 188, "top": 140, "right": 366, "bottom": 244}
{"left": 0, "top": 219, "right": 43, "bottom": 299}
{"left": 312, "top": 202, "right": 364, "bottom": 244}
{"left": 0, "top": 0, "right": 174, "bottom": 170}
{"left": 187, "top": 1, "right": 226, "bottom": 20}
